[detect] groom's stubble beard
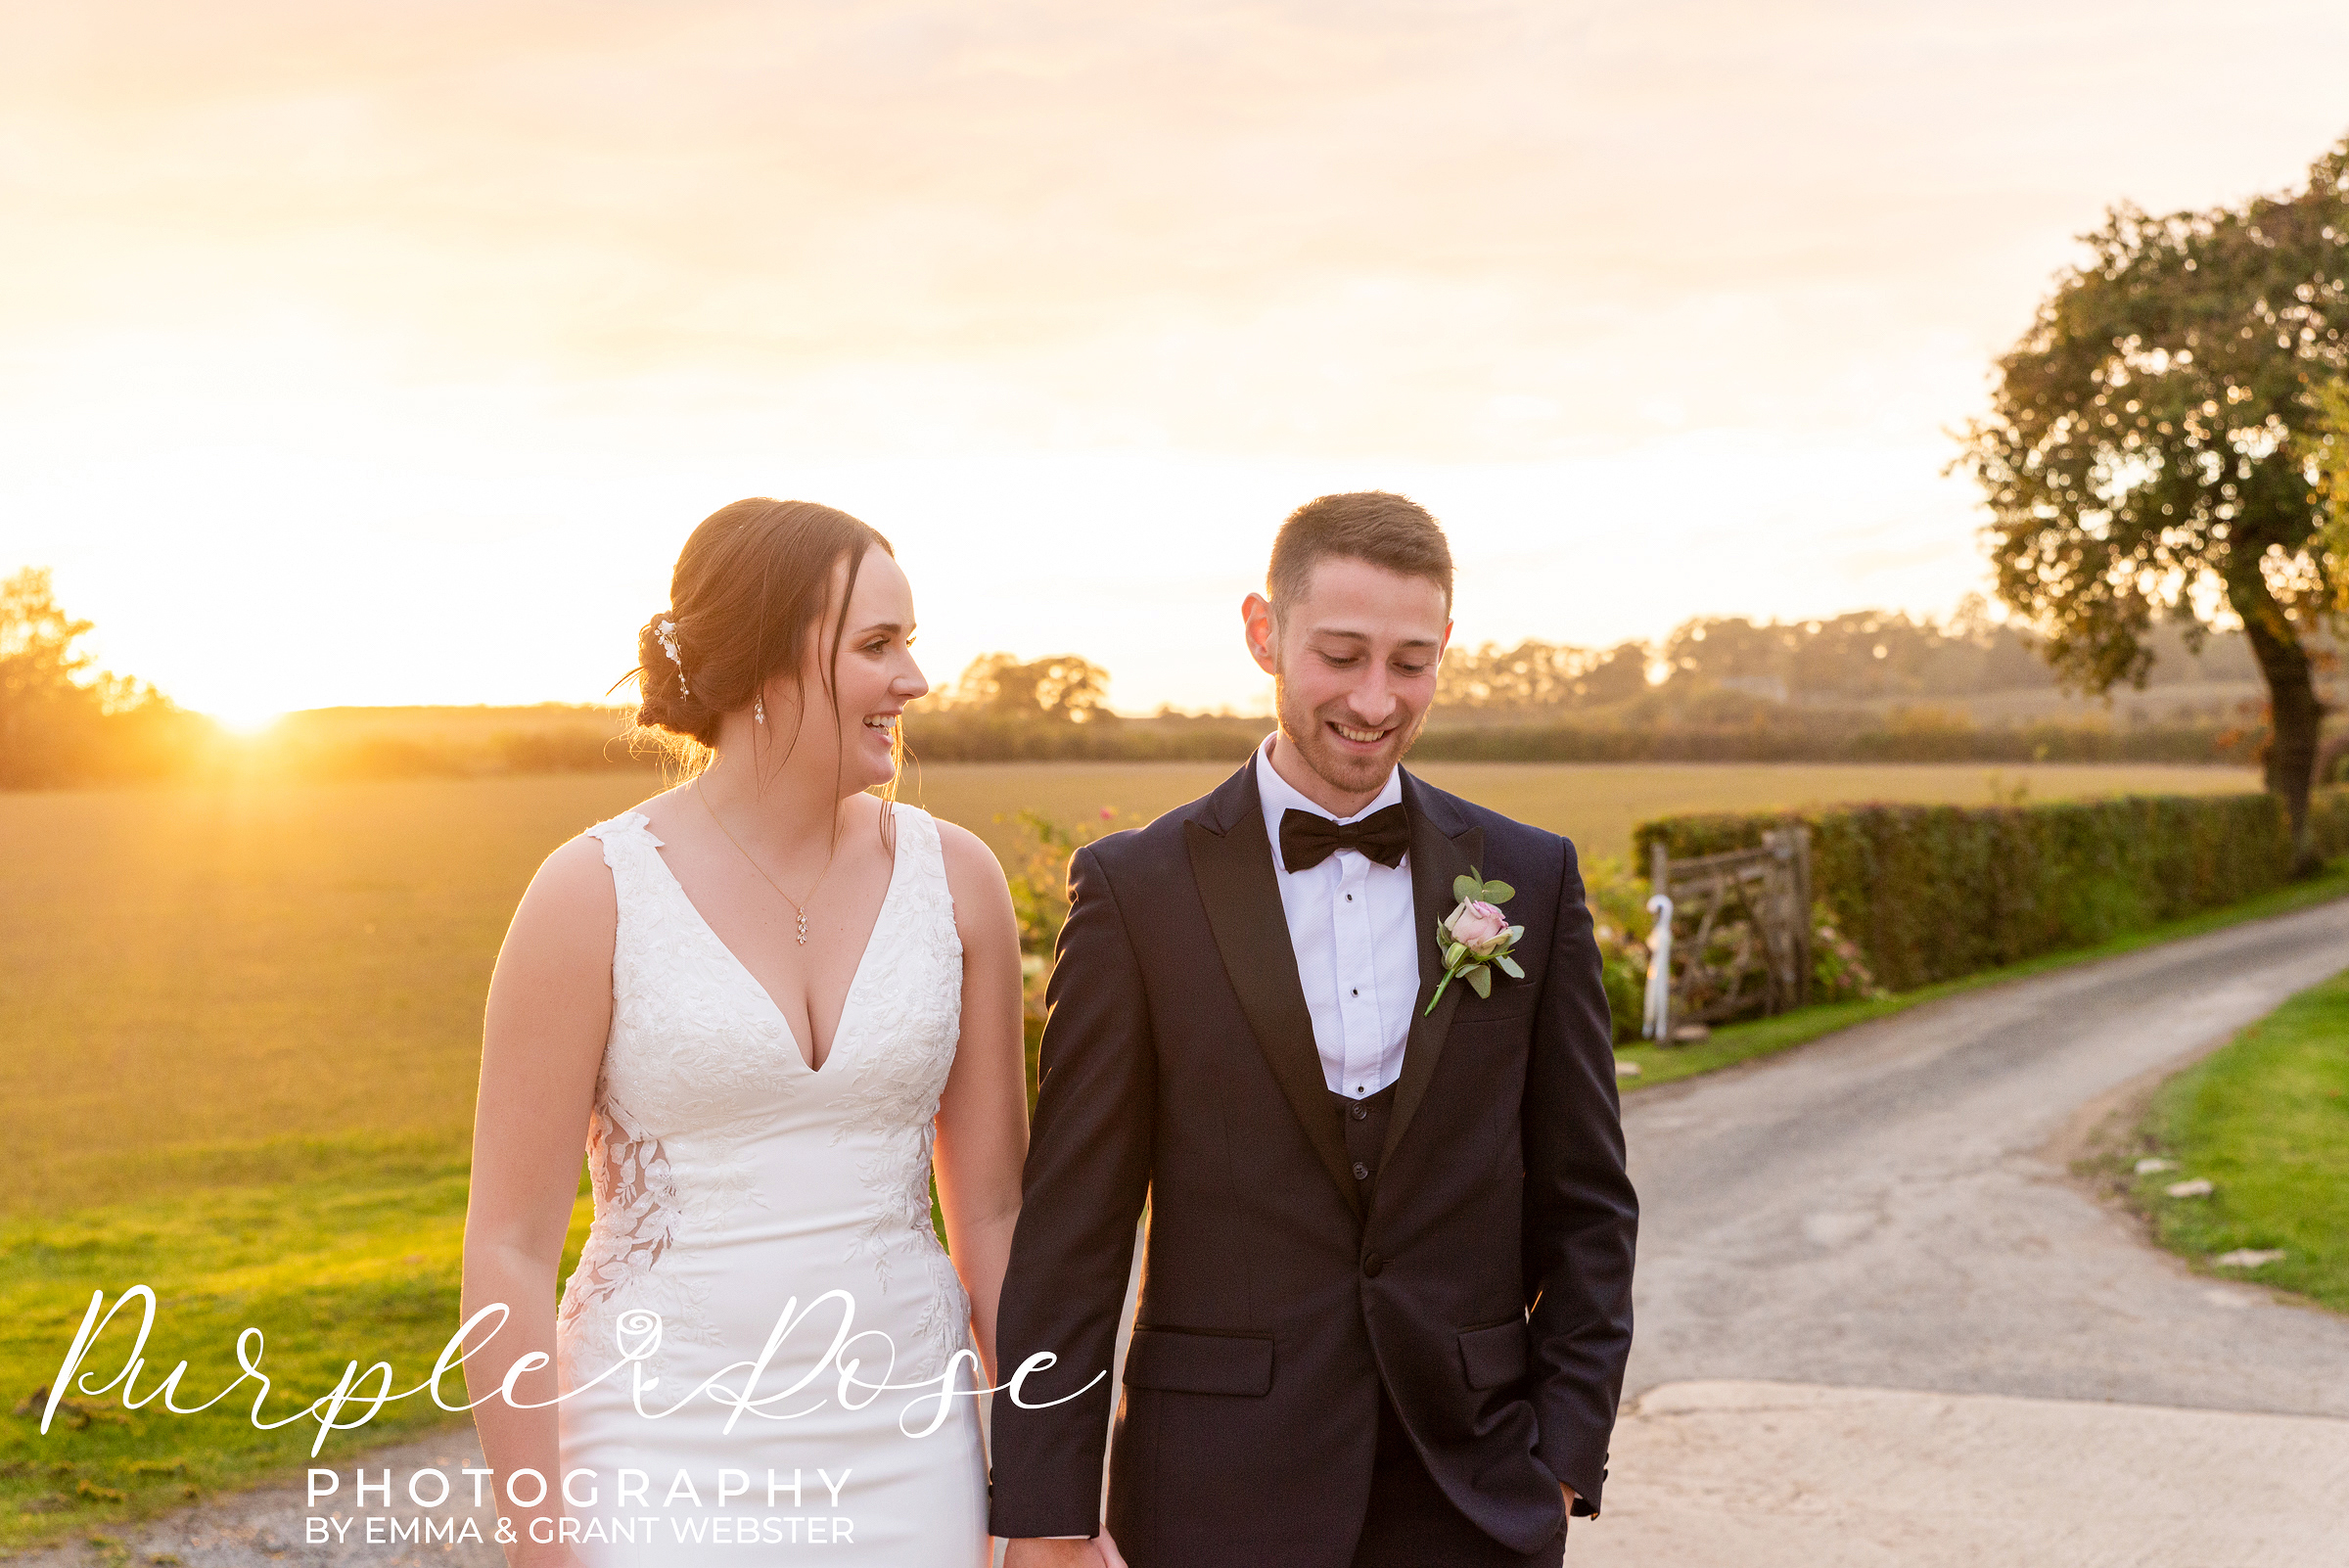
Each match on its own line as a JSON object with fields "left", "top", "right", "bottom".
{"left": 1271, "top": 664, "right": 1430, "bottom": 801}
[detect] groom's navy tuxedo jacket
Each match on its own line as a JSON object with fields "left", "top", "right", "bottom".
{"left": 987, "top": 761, "right": 1637, "bottom": 1564}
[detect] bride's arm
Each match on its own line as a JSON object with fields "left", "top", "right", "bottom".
{"left": 461, "top": 835, "right": 616, "bottom": 1568}
{"left": 932, "top": 819, "right": 1031, "bottom": 1386}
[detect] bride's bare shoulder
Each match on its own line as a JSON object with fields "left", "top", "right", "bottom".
{"left": 534, "top": 830, "right": 618, "bottom": 889}
{"left": 486, "top": 831, "right": 621, "bottom": 1054}
{"left": 925, "top": 813, "right": 1016, "bottom": 946}
{"left": 501, "top": 817, "right": 634, "bottom": 963}
{"left": 929, "top": 814, "right": 1000, "bottom": 880}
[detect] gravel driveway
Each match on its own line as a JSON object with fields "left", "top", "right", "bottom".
{"left": 1585, "top": 896, "right": 2349, "bottom": 1565}
{"left": 1620, "top": 896, "right": 2349, "bottom": 1416}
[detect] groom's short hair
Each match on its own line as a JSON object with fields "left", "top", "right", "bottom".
{"left": 1267, "top": 491, "right": 1453, "bottom": 620}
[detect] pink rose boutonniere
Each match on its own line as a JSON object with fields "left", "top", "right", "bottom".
{"left": 1425, "top": 869, "right": 1525, "bottom": 1014}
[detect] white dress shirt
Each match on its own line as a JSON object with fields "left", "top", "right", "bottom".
{"left": 1255, "top": 739, "right": 1419, "bottom": 1099}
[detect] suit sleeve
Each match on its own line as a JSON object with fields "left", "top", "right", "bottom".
{"left": 1521, "top": 834, "right": 1638, "bottom": 1516}
{"left": 984, "top": 842, "right": 1156, "bottom": 1540}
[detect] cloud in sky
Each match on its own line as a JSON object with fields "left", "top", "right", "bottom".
{"left": 3, "top": 1, "right": 2346, "bottom": 716}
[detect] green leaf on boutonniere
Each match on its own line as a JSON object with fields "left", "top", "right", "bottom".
{"left": 1452, "top": 871, "right": 1516, "bottom": 904}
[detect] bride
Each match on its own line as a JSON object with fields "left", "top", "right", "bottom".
{"left": 461, "top": 498, "right": 1029, "bottom": 1566}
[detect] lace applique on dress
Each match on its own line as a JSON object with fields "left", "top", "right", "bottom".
{"left": 568, "top": 1097, "right": 677, "bottom": 1301}
{"left": 556, "top": 1094, "right": 722, "bottom": 1383}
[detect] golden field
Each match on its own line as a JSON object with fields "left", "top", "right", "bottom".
{"left": 7, "top": 760, "right": 2261, "bottom": 1213}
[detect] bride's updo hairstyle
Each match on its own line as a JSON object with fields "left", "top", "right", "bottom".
{"left": 631, "top": 498, "right": 897, "bottom": 772}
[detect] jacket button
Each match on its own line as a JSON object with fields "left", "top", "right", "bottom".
{"left": 1351, "top": 1103, "right": 1368, "bottom": 1121}
{"left": 1352, "top": 1162, "right": 1370, "bottom": 1180}
{"left": 1362, "top": 1253, "right": 1384, "bottom": 1277}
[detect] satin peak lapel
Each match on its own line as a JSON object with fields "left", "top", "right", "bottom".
{"left": 1381, "top": 778, "right": 1485, "bottom": 1167}
{"left": 1184, "top": 809, "right": 1364, "bottom": 1220}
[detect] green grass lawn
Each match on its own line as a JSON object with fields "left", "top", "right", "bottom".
{"left": 0, "top": 1135, "right": 594, "bottom": 1549}
{"left": 2115, "top": 969, "right": 2349, "bottom": 1314}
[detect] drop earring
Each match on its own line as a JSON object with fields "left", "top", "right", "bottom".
{"left": 755, "top": 695, "right": 765, "bottom": 725}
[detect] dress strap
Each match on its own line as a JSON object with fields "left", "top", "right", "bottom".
{"left": 883, "top": 804, "right": 961, "bottom": 968}
{"left": 583, "top": 808, "right": 663, "bottom": 856}
{"left": 888, "top": 800, "right": 936, "bottom": 854}
{"left": 581, "top": 811, "right": 672, "bottom": 960}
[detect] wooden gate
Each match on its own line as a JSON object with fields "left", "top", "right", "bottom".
{"left": 1645, "top": 825, "right": 1813, "bottom": 1040}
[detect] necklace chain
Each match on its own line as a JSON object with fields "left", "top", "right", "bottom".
{"left": 696, "top": 780, "right": 838, "bottom": 945}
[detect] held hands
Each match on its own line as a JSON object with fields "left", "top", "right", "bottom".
{"left": 1004, "top": 1532, "right": 1128, "bottom": 1568}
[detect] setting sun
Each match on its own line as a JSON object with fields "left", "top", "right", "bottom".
{"left": 205, "top": 704, "right": 285, "bottom": 738}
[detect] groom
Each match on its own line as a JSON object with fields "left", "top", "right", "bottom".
{"left": 989, "top": 492, "right": 1637, "bottom": 1567}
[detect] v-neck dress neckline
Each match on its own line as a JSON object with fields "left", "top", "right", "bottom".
{"left": 638, "top": 809, "right": 908, "bottom": 1076}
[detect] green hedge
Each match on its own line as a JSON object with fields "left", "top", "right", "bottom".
{"left": 1634, "top": 788, "right": 2349, "bottom": 994}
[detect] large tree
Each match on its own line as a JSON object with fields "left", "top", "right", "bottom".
{"left": 1958, "top": 135, "right": 2349, "bottom": 870}
{"left": 1434, "top": 638, "right": 1648, "bottom": 712}
{"left": 0, "top": 567, "right": 102, "bottom": 787}
{"left": 0, "top": 567, "right": 191, "bottom": 787}
{"left": 942, "top": 651, "right": 1113, "bottom": 722}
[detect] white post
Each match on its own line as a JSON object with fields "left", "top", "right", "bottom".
{"left": 1641, "top": 892, "right": 1675, "bottom": 1041}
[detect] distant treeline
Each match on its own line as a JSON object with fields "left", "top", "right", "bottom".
{"left": 898, "top": 634, "right": 2324, "bottom": 768}
{"left": 6, "top": 574, "right": 2342, "bottom": 790}
{"left": 253, "top": 708, "right": 654, "bottom": 779}
{"left": 1407, "top": 713, "right": 2270, "bottom": 766}
{"left": 1436, "top": 599, "right": 2296, "bottom": 715}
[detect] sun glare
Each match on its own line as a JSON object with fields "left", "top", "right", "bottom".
{"left": 208, "top": 706, "right": 286, "bottom": 738}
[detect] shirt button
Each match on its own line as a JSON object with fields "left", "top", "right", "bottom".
{"left": 1351, "top": 988, "right": 1359, "bottom": 996}
{"left": 1352, "top": 1162, "right": 1369, "bottom": 1180}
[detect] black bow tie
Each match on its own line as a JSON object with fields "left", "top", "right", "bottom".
{"left": 1279, "top": 804, "right": 1409, "bottom": 873}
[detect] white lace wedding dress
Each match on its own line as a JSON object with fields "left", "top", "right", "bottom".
{"left": 551, "top": 805, "right": 989, "bottom": 1565}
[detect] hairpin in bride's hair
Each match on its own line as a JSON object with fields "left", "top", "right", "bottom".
{"left": 655, "top": 617, "right": 690, "bottom": 698}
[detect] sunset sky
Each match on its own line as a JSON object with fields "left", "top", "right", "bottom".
{"left": 5, "top": 2, "right": 2347, "bottom": 723}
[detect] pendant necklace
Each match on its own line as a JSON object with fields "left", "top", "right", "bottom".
{"left": 697, "top": 779, "right": 838, "bottom": 945}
